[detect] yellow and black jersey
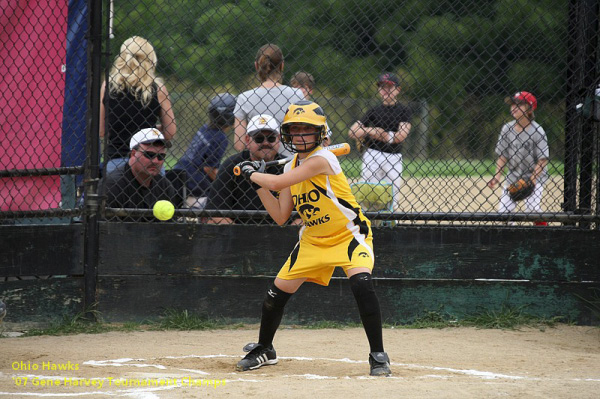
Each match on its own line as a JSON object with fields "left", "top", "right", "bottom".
{"left": 284, "top": 147, "right": 372, "bottom": 243}
{"left": 279, "top": 147, "right": 374, "bottom": 285}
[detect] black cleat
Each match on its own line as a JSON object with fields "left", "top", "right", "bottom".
{"left": 236, "top": 344, "right": 278, "bottom": 371}
{"left": 369, "top": 352, "right": 392, "bottom": 376}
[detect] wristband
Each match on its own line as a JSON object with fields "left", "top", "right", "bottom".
{"left": 247, "top": 172, "right": 261, "bottom": 190}
{"left": 246, "top": 170, "right": 261, "bottom": 190}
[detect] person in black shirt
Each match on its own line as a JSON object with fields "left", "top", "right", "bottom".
{"left": 205, "top": 115, "right": 285, "bottom": 224}
{"left": 99, "top": 36, "right": 177, "bottom": 174}
{"left": 100, "top": 128, "right": 176, "bottom": 221}
{"left": 348, "top": 72, "right": 412, "bottom": 210}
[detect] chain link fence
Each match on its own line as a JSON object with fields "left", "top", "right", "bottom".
{"left": 1, "top": 0, "right": 599, "bottom": 228}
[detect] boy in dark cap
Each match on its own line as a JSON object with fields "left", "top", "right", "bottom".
{"left": 348, "top": 72, "right": 412, "bottom": 211}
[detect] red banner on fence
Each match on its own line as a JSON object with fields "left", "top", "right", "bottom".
{"left": 0, "top": 0, "right": 67, "bottom": 211}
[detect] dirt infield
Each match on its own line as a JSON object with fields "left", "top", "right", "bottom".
{"left": 1, "top": 325, "right": 599, "bottom": 398}
{"left": 399, "top": 175, "right": 567, "bottom": 213}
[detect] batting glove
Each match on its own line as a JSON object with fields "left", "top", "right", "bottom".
{"left": 238, "top": 160, "right": 266, "bottom": 190}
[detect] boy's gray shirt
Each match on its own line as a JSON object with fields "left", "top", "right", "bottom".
{"left": 495, "top": 120, "right": 549, "bottom": 185}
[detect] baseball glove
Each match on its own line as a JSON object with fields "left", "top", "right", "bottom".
{"left": 508, "top": 178, "right": 535, "bottom": 202}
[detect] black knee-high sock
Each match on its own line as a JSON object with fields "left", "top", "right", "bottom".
{"left": 350, "top": 272, "right": 384, "bottom": 353}
{"left": 258, "top": 284, "right": 292, "bottom": 348}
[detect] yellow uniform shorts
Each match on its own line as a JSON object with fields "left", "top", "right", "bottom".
{"left": 277, "top": 229, "right": 374, "bottom": 286}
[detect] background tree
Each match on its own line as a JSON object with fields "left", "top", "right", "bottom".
{"left": 109, "top": 0, "right": 568, "bottom": 161}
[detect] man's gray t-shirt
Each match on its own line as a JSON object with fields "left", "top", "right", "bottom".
{"left": 234, "top": 85, "right": 305, "bottom": 157}
{"left": 495, "top": 120, "right": 549, "bottom": 185}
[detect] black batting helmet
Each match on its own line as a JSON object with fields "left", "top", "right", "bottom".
{"left": 208, "top": 93, "right": 236, "bottom": 127}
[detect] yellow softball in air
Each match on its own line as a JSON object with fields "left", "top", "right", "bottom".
{"left": 153, "top": 200, "right": 175, "bottom": 221}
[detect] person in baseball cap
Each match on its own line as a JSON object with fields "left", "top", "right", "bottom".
{"left": 489, "top": 90, "right": 549, "bottom": 225}
{"left": 244, "top": 114, "right": 281, "bottom": 162}
{"left": 129, "top": 127, "right": 172, "bottom": 149}
{"left": 204, "top": 113, "right": 285, "bottom": 225}
{"left": 348, "top": 71, "right": 412, "bottom": 212}
{"left": 246, "top": 114, "right": 280, "bottom": 136}
{"left": 377, "top": 72, "right": 400, "bottom": 87}
{"left": 99, "top": 126, "right": 176, "bottom": 220}
{"left": 505, "top": 91, "right": 537, "bottom": 114}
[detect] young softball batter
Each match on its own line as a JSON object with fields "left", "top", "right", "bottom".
{"left": 235, "top": 100, "right": 391, "bottom": 376}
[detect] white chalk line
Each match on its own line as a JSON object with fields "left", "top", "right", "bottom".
{"left": 2, "top": 354, "right": 599, "bottom": 397}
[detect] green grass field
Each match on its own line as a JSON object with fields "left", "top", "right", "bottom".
{"left": 340, "top": 158, "right": 565, "bottom": 179}
{"left": 15, "top": 305, "right": 563, "bottom": 337}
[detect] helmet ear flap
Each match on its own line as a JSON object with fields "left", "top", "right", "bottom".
{"left": 279, "top": 124, "right": 292, "bottom": 144}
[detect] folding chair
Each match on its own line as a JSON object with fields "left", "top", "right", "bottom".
{"left": 350, "top": 181, "right": 395, "bottom": 227}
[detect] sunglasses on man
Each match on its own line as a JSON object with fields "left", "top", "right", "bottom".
{"left": 252, "top": 133, "right": 278, "bottom": 144}
{"left": 140, "top": 150, "right": 167, "bottom": 161}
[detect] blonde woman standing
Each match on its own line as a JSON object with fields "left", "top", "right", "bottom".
{"left": 100, "top": 36, "right": 176, "bottom": 174}
{"left": 233, "top": 43, "right": 304, "bottom": 156}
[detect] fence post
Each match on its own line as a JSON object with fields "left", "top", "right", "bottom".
{"left": 565, "top": 0, "right": 582, "bottom": 217}
{"left": 578, "top": 0, "right": 600, "bottom": 229}
{"left": 82, "top": 0, "right": 103, "bottom": 320}
{"left": 565, "top": 0, "right": 600, "bottom": 228}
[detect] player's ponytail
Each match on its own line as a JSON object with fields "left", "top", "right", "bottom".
{"left": 255, "top": 43, "right": 284, "bottom": 82}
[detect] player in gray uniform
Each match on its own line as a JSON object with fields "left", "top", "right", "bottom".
{"left": 488, "top": 91, "right": 549, "bottom": 222}
{"left": 0, "top": 299, "right": 6, "bottom": 322}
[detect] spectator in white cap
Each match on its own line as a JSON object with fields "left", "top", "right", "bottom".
{"left": 99, "top": 127, "right": 176, "bottom": 220}
{"left": 205, "top": 114, "right": 287, "bottom": 224}
{"left": 243, "top": 114, "right": 281, "bottom": 162}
